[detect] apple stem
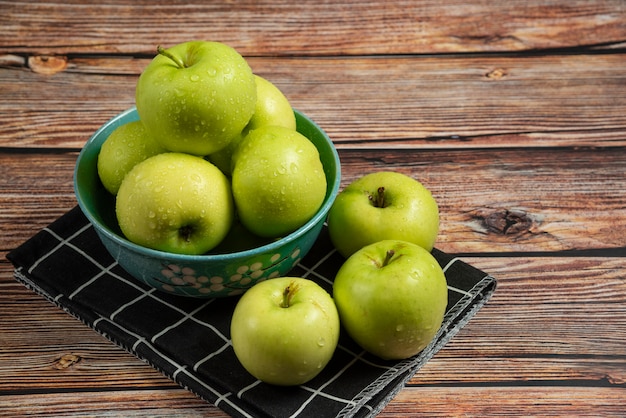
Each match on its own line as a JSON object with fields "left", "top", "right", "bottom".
{"left": 157, "top": 45, "right": 186, "bottom": 69}
{"left": 382, "top": 249, "right": 395, "bottom": 267}
{"left": 280, "top": 282, "right": 299, "bottom": 308}
{"left": 369, "top": 186, "right": 387, "bottom": 208}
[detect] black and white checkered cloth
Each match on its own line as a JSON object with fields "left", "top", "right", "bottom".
{"left": 7, "top": 206, "right": 496, "bottom": 417}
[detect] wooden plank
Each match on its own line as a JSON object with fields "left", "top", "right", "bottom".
{"left": 2, "top": 254, "right": 624, "bottom": 391}
{"left": 336, "top": 146, "right": 626, "bottom": 253}
{"left": 2, "top": 145, "right": 625, "bottom": 255}
{"left": 1, "top": 54, "right": 625, "bottom": 149}
{"left": 1, "top": 1, "right": 624, "bottom": 55}
{"left": 0, "top": 389, "right": 222, "bottom": 417}
{"left": 380, "top": 386, "right": 626, "bottom": 417}
{"left": 2, "top": 386, "right": 623, "bottom": 417}
{"left": 1, "top": 386, "right": 623, "bottom": 417}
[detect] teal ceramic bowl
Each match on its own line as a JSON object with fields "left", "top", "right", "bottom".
{"left": 74, "top": 107, "right": 341, "bottom": 298}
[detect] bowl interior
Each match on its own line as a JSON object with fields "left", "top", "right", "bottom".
{"left": 74, "top": 107, "right": 341, "bottom": 262}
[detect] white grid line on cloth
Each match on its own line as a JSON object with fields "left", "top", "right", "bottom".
{"left": 172, "top": 364, "right": 188, "bottom": 380}
{"left": 236, "top": 379, "right": 262, "bottom": 399}
{"left": 28, "top": 223, "right": 92, "bottom": 275}
{"left": 193, "top": 340, "right": 232, "bottom": 372}
{"left": 441, "top": 257, "right": 460, "bottom": 273}
{"left": 93, "top": 315, "right": 254, "bottom": 418}
{"left": 288, "top": 347, "right": 375, "bottom": 418}
{"left": 297, "top": 247, "right": 337, "bottom": 286}
{"left": 443, "top": 257, "right": 473, "bottom": 297}
{"left": 38, "top": 223, "right": 221, "bottom": 333}
{"left": 447, "top": 284, "right": 472, "bottom": 297}
{"left": 110, "top": 288, "right": 157, "bottom": 321}
{"left": 151, "top": 299, "right": 216, "bottom": 343}
{"left": 213, "top": 389, "right": 235, "bottom": 410}
{"left": 301, "top": 385, "right": 375, "bottom": 416}
{"left": 38, "top": 223, "right": 162, "bottom": 300}
{"left": 336, "top": 344, "right": 398, "bottom": 371}
{"left": 69, "top": 260, "right": 119, "bottom": 300}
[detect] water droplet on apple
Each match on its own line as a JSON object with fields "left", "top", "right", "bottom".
{"left": 190, "top": 74, "right": 200, "bottom": 82}
{"left": 207, "top": 67, "right": 217, "bottom": 77}
{"left": 317, "top": 337, "right": 326, "bottom": 347}
{"left": 148, "top": 211, "right": 156, "bottom": 218}
{"left": 396, "top": 324, "right": 405, "bottom": 332}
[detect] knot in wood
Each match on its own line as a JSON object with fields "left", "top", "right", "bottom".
{"left": 484, "top": 209, "right": 532, "bottom": 235}
{"left": 485, "top": 68, "right": 507, "bottom": 79}
{"left": 53, "top": 353, "right": 82, "bottom": 370}
{"left": 28, "top": 55, "right": 68, "bottom": 75}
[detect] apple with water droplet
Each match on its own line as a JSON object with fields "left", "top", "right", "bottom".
{"left": 115, "top": 152, "right": 234, "bottom": 254}
{"left": 231, "top": 125, "right": 327, "bottom": 238}
{"left": 328, "top": 171, "right": 439, "bottom": 258}
{"left": 97, "top": 120, "right": 166, "bottom": 195}
{"left": 135, "top": 40, "right": 257, "bottom": 156}
{"left": 333, "top": 239, "right": 448, "bottom": 360}
{"left": 230, "top": 277, "right": 340, "bottom": 386}
{"left": 208, "top": 74, "right": 297, "bottom": 175}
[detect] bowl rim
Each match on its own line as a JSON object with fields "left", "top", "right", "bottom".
{"left": 74, "top": 106, "right": 341, "bottom": 262}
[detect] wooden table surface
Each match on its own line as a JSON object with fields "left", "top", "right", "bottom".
{"left": 1, "top": 1, "right": 625, "bottom": 416}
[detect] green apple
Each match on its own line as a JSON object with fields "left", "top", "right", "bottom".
{"left": 246, "top": 74, "right": 296, "bottom": 132}
{"left": 231, "top": 125, "right": 326, "bottom": 238}
{"left": 135, "top": 41, "right": 256, "bottom": 156}
{"left": 116, "top": 152, "right": 234, "bottom": 254}
{"left": 327, "top": 171, "right": 439, "bottom": 258}
{"left": 333, "top": 240, "right": 448, "bottom": 360}
{"left": 230, "top": 277, "right": 340, "bottom": 386}
{"left": 208, "top": 74, "right": 296, "bottom": 175}
{"left": 97, "top": 120, "right": 166, "bottom": 195}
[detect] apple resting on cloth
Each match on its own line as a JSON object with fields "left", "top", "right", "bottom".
{"left": 116, "top": 152, "right": 234, "bottom": 255}
{"left": 333, "top": 240, "right": 448, "bottom": 360}
{"left": 208, "top": 74, "right": 297, "bottom": 176}
{"left": 231, "top": 125, "right": 327, "bottom": 238}
{"left": 230, "top": 277, "right": 340, "bottom": 386}
{"left": 135, "top": 40, "right": 257, "bottom": 156}
{"left": 97, "top": 120, "right": 166, "bottom": 195}
{"left": 327, "top": 171, "right": 439, "bottom": 258}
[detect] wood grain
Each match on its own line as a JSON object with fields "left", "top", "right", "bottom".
{"left": 1, "top": 0, "right": 625, "bottom": 55}
{"left": 2, "top": 146, "right": 625, "bottom": 255}
{"left": 2, "top": 54, "right": 626, "bottom": 149}
{"left": 2, "top": 253, "right": 624, "bottom": 414}
{"left": 380, "top": 386, "right": 626, "bottom": 417}
{"left": 3, "top": 255, "right": 625, "bottom": 388}
{"left": 1, "top": 0, "right": 625, "bottom": 416}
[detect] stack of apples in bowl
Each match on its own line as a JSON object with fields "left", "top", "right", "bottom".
{"left": 74, "top": 40, "right": 449, "bottom": 388}
{"left": 74, "top": 40, "right": 341, "bottom": 299}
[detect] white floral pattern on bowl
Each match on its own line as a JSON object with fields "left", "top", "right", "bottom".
{"left": 155, "top": 247, "right": 303, "bottom": 296}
